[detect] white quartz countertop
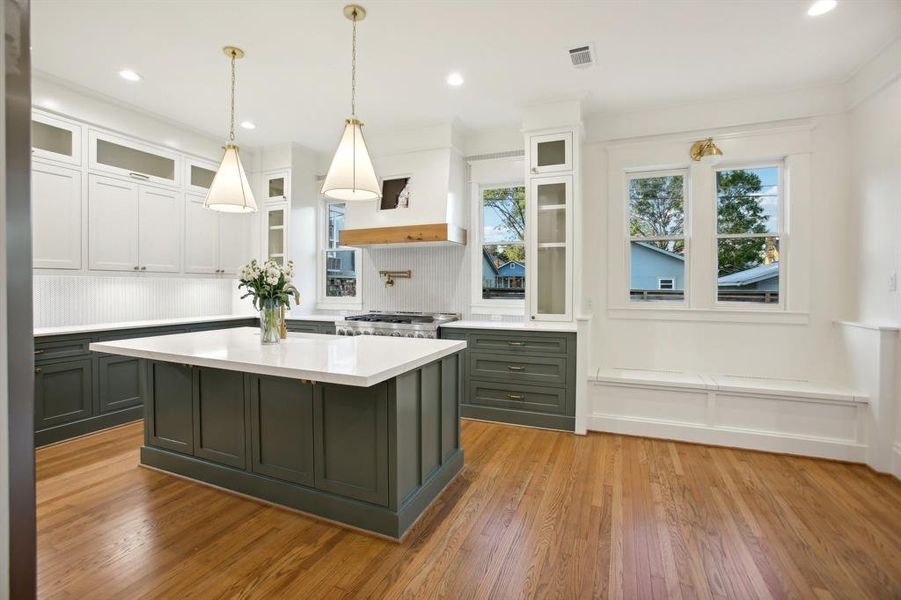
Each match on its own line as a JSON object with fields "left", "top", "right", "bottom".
{"left": 439, "top": 320, "right": 579, "bottom": 333}
{"left": 34, "top": 314, "right": 256, "bottom": 338}
{"left": 89, "top": 327, "right": 467, "bottom": 387}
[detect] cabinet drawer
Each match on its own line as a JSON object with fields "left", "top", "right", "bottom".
{"left": 469, "top": 352, "right": 567, "bottom": 387}
{"left": 286, "top": 322, "right": 320, "bottom": 334}
{"left": 468, "top": 380, "right": 566, "bottom": 415}
{"left": 34, "top": 337, "right": 92, "bottom": 362}
{"left": 468, "top": 332, "right": 569, "bottom": 355}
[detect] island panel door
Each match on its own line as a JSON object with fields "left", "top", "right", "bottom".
{"left": 313, "top": 382, "right": 389, "bottom": 506}
{"left": 147, "top": 361, "right": 194, "bottom": 454}
{"left": 192, "top": 367, "right": 246, "bottom": 469}
{"left": 249, "top": 376, "right": 315, "bottom": 486}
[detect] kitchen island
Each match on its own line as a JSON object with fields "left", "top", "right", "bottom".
{"left": 90, "top": 328, "right": 466, "bottom": 540}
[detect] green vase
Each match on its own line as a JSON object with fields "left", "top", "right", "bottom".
{"left": 260, "top": 299, "right": 280, "bottom": 344}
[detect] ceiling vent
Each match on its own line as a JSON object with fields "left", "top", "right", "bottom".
{"left": 568, "top": 43, "right": 595, "bottom": 69}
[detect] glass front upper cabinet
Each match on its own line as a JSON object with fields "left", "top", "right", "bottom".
{"left": 89, "top": 130, "right": 180, "bottom": 187}
{"left": 529, "top": 132, "right": 572, "bottom": 175}
{"left": 32, "top": 113, "right": 82, "bottom": 166}
{"left": 265, "top": 205, "right": 287, "bottom": 265}
{"left": 265, "top": 171, "right": 289, "bottom": 203}
{"left": 185, "top": 159, "right": 218, "bottom": 194}
{"left": 529, "top": 175, "right": 572, "bottom": 321}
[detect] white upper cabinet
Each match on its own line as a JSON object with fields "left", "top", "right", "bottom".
{"left": 264, "top": 171, "right": 289, "bottom": 203}
{"left": 185, "top": 194, "right": 252, "bottom": 275}
{"left": 88, "top": 174, "right": 139, "bottom": 272}
{"left": 32, "top": 162, "right": 82, "bottom": 269}
{"left": 89, "top": 130, "right": 181, "bottom": 188}
{"left": 32, "top": 112, "right": 82, "bottom": 166}
{"left": 185, "top": 158, "right": 218, "bottom": 195}
{"left": 138, "top": 186, "right": 181, "bottom": 272}
{"left": 263, "top": 204, "right": 288, "bottom": 265}
{"left": 528, "top": 175, "right": 573, "bottom": 321}
{"left": 529, "top": 132, "right": 573, "bottom": 175}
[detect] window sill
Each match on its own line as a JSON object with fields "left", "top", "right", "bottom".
{"left": 469, "top": 303, "right": 525, "bottom": 317}
{"left": 316, "top": 301, "right": 362, "bottom": 312}
{"left": 607, "top": 307, "right": 809, "bottom": 325}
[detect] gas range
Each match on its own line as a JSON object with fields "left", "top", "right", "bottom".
{"left": 336, "top": 312, "right": 459, "bottom": 339}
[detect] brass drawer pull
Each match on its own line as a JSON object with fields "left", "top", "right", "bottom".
{"left": 507, "top": 365, "right": 525, "bottom": 372}
{"left": 507, "top": 394, "right": 524, "bottom": 400}
{"left": 34, "top": 367, "right": 42, "bottom": 374}
{"left": 507, "top": 341, "right": 525, "bottom": 347}
{"left": 34, "top": 349, "right": 44, "bottom": 355}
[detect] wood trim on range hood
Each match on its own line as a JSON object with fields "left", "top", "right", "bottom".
{"left": 339, "top": 223, "right": 467, "bottom": 247}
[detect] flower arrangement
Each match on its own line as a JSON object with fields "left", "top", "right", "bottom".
{"left": 238, "top": 259, "right": 300, "bottom": 343}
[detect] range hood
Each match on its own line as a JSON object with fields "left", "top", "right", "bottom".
{"left": 336, "top": 126, "right": 467, "bottom": 248}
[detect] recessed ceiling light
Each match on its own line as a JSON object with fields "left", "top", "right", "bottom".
{"left": 119, "top": 69, "right": 142, "bottom": 82}
{"left": 240, "top": 121, "right": 256, "bottom": 130}
{"left": 446, "top": 72, "right": 464, "bottom": 87}
{"left": 807, "top": 0, "right": 836, "bottom": 16}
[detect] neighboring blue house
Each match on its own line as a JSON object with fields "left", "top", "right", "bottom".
{"left": 482, "top": 249, "right": 525, "bottom": 296}
{"left": 717, "top": 262, "right": 779, "bottom": 291}
{"left": 630, "top": 242, "right": 685, "bottom": 291}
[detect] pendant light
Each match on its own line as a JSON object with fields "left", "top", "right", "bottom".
{"left": 204, "top": 46, "right": 257, "bottom": 213}
{"left": 321, "top": 4, "right": 381, "bottom": 201}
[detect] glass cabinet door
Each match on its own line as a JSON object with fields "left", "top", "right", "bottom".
{"left": 265, "top": 205, "right": 287, "bottom": 265}
{"left": 530, "top": 175, "right": 572, "bottom": 321}
{"left": 265, "top": 171, "right": 289, "bottom": 203}
{"left": 529, "top": 132, "right": 572, "bottom": 175}
{"left": 32, "top": 113, "right": 81, "bottom": 166}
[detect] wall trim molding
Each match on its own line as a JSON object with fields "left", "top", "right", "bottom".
{"left": 892, "top": 443, "right": 901, "bottom": 481}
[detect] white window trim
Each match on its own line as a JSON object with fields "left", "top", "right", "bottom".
{"left": 625, "top": 169, "right": 690, "bottom": 306}
{"left": 469, "top": 172, "right": 527, "bottom": 316}
{"left": 605, "top": 123, "right": 812, "bottom": 322}
{"left": 713, "top": 161, "right": 786, "bottom": 311}
{"left": 316, "top": 198, "right": 362, "bottom": 311}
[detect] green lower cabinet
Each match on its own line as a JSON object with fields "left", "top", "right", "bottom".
{"left": 34, "top": 358, "right": 93, "bottom": 430}
{"left": 250, "top": 376, "right": 315, "bottom": 486}
{"left": 313, "top": 382, "right": 389, "bottom": 506}
{"left": 146, "top": 361, "right": 194, "bottom": 454}
{"left": 286, "top": 320, "right": 337, "bottom": 335}
{"left": 193, "top": 367, "right": 247, "bottom": 469}
{"left": 98, "top": 355, "right": 142, "bottom": 413}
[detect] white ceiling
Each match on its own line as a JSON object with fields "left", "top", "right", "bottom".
{"left": 32, "top": 0, "right": 901, "bottom": 152}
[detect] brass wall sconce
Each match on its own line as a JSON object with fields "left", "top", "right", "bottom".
{"left": 690, "top": 137, "right": 724, "bottom": 164}
{"left": 379, "top": 270, "right": 411, "bottom": 287}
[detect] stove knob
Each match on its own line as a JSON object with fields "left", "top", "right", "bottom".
{"left": 390, "top": 331, "right": 401, "bottom": 337}
{"left": 354, "top": 330, "right": 363, "bottom": 336}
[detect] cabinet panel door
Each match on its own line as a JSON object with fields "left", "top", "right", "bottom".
{"left": 98, "top": 355, "right": 142, "bottom": 413}
{"left": 32, "top": 162, "right": 82, "bottom": 269}
{"left": 147, "top": 361, "right": 194, "bottom": 453}
{"left": 314, "top": 382, "right": 389, "bottom": 506}
{"left": 250, "top": 376, "right": 314, "bottom": 486}
{"left": 34, "top": 358, "right": 93, "bottom": 430}
{"left": 32, "top": 112, "right": 82, "bottom": 165}
{"left": 184, "top": 197, "right": 219, "bottom": 274}
{"left": 193, "top": 367, "right": 246, "bottom": 468}
{"left": 528, "top": 175, "right": 573, "bottom": 321}
{"left": 218, "top": 212, "right": 251, "bottom": 276}
{"left": 88, "top": 174, "right": 139, "bottom": 271}
{"left": 138, "top": 186, "right": 181, "bottom": 272}
{"left": 529, "top": 132, "right": 572, "bottom": 174}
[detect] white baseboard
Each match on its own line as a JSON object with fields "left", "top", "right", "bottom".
{"left": 588, "top": 380, "right": 868, "bottom": 464}
{"left": 587, "top": 414, "right": 867, "bottom": 463}
{"left": 893, "top": 443, "right": 901, "bottom": 480}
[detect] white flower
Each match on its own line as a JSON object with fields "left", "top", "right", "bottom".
{"left": 265, "top": 274, "right": 279, "bottom": 286}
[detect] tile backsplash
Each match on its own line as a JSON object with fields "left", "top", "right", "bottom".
{"left": 362, "top": 246, "right": 468, "bottom": 315}
{"left": 33, "top": 275, "right": 249, "bottom": 327}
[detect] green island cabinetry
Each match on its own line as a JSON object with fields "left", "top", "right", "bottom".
{"left": 140, "top": 352, "right": 463, "bottom": 539}
{"left": 440, "top": 327, "right": 576, "bottom": 432}
{"left": 33, "top": 318, "right": 257, "bottom": 446}
{"left": 285, "top": 319, "right": 337, "bottom": 335}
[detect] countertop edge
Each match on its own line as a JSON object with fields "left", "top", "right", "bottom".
{"left": 35, "top": 314, "right": 258, "bottom": 338}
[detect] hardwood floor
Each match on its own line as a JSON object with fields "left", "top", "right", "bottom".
{"left": 37, "top": 420, "right": 901, "bottom": 599}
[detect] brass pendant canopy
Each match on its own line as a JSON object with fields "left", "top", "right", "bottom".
{"left": 321, "top": 4, "right": 381, "bottom": 201}
{"left": 205, "top": 45, "right": 258, "bottom": 213}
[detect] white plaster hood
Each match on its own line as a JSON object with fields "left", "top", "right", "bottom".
{"left": 338, "top": 124, "right": 467, "bottom": 247}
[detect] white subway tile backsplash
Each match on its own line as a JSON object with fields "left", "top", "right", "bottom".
{"left": 33, "top": 275, "right": 242, "bottom": 327}
{"left": 362, "top": 246, "right": 468, "bottom": 315}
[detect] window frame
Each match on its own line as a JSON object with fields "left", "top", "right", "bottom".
{"left": 713, "top": 161, "right": 786, "bottom": 311}
{"left": 316, "top": 198, "right": 362, "bottom": 310}
{"left": 470, "top": 180, "right": 527, "bottom": 314}
{"left": 658, "top": 277, "right": 675, "bottom": 290}
{"left": 625, "top": 168, "right": 690, "bottom": 306}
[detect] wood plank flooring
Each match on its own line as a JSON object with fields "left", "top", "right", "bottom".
{"left": 37, "top": 420, "right": 901, "bottom": 599}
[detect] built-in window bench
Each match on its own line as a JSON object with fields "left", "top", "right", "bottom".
{"left": 587, "top": 368, "right": 868, "bottom": 464}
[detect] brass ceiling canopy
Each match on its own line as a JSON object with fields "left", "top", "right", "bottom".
{"left": 690, "top": 137, "right": 724, "bottom": 163}
{"left": 343, "top": 4, "right": 366, "bottom": 21}
{"left": 222, "top": 46, "right": 245, "bottom": 59}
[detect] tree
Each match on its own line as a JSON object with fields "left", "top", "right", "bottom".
{"left": 483, "top": 187, "right": 526, "bottom": 264}
{"left": 629, "top": 175, "right": 684, "bottom": 253}
{"left": 715, "top": 170, "right": 770, "bottom": 276}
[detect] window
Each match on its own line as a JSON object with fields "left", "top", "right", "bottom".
{"left": 480, "top": 186, "right": 526, "bottom": 301}
{"left": 716, "top": 165, "right": 781, "bottom": 305}
{"left": 627, "top": 171, "right": 687, "bottom": 302}
{"left": 319, "top": 201, "right": 360, "bottom": 306}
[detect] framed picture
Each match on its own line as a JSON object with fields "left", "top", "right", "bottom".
{"left": 380, "top": 176, "right": 412, "bottom": 210}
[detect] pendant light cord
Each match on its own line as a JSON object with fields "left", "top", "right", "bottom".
{"left": 229, "top": 49, "right": 236, "bottom": 142}
{"left": 351, "top": 9, "right": 357, "bottom": 117}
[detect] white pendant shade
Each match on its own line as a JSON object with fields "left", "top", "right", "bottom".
{"left": 321, "top": 118, "right": 381, "bottom": 201}
{"left": 204, "top": 144, "right": 257, "bottom": 213}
